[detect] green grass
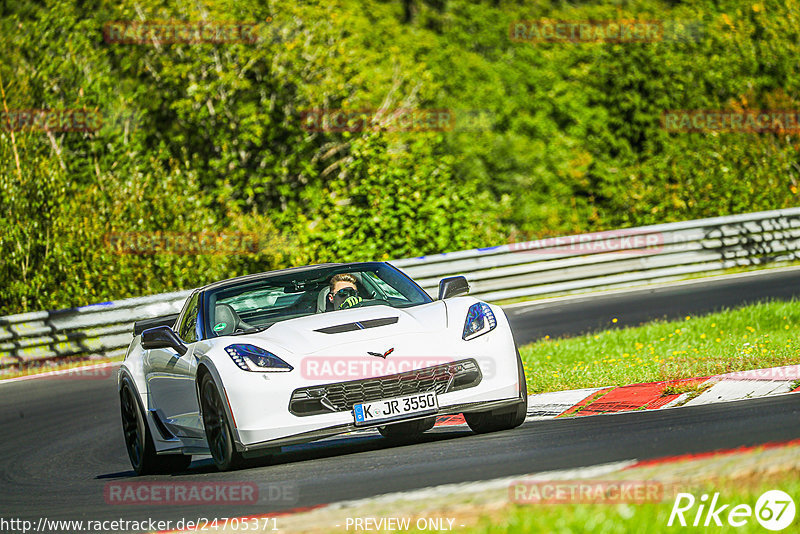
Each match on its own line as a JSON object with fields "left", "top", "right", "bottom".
{"left": 661, "top": 381, "right": 708, "bottom": 397}
{"left": 519, "top": 300, "right": 800, "bottom": 394}
{"left": 466, "top": 470, "right": 800, "bottom": 533}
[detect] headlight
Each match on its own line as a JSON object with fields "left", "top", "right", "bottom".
{"left": 224, "top": 344, "right": 293, "bottom": 372}
{"left": 462, "top": 302, "right": 497, "bottom": 340}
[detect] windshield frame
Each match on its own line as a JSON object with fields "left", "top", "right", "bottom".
{"left": 200, "top": 262, "right": 433, "bottom": 339}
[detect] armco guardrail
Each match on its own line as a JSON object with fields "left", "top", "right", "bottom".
{"left": 394, "top": 207, "right": 800, "bottom": 301}
{"left": 0, "top": 291, "right": 191, "bottom": 370}
{"left": 2, "top": 207, "right": 799, "bottom": 370}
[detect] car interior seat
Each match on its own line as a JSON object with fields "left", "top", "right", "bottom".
{"left": 213, "top": 303, "right": 253, "bottom": 335}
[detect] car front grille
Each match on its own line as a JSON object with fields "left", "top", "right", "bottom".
{"left": 289, "top": 358, "right": 482, "bottom": 416}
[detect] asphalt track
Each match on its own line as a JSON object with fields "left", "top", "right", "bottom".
{"left": 2, "top": 268, "right": 800, "bottom": 531}
{"left": 506, "top": 266, "right": 800, "bottom": 344}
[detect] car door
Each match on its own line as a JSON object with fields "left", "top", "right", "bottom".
{"left": 145, "top": 291, "right": 203, "bottom": 438}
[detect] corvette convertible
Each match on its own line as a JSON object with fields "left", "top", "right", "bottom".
{"left": 118, "top": 262, "right": 527, "bottom": 473}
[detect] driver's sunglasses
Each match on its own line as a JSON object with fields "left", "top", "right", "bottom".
{"left": 334, "top": 286, "right": 358, "bottom": 297}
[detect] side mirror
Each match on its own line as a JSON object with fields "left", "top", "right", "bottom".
{"left": 438, "top": 276, "right": 470, "bottom": 300}
{"left": 141, "top": 326, "right": 188, "bottom": 356}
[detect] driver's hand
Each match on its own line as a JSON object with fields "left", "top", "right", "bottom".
{"left": 340, "top": 295, "right": 363, "bottom": 309}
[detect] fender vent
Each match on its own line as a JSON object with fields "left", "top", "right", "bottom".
{"left": 149, "top": 409, "right": 175, "bottom": 440}
{"left": 314, "top": 316, "right": 399, "bottom": 334}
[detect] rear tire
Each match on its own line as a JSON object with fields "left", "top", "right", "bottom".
{"left": 200, "top": 373, "right": 245, "bottom": 471}
{"left": 378, "top": 416, "right": 436, "bottom": 440}
{"left": 120, "top": 380, "right": 192, "bottom": 475}
{"left": 464, "top": 349, "right": 528, "bottom": 434}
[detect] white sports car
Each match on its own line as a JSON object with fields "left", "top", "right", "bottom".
{"left": 118, "top": 262, "right": 527, "bottom": 473}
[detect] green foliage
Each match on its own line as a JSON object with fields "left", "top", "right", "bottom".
{"left": 1, "top": 0, "right": 800, "bottom": 314}
{"left": 291, "top": 133, "right": 504, "bottom": 263}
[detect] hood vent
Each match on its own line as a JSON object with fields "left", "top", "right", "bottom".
{"left": 314, "top": 316, "right": 399, "bottom": 334}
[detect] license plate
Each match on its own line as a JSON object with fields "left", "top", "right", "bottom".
{"left": 353, "top": 392, "right": 438, "bottom": 426}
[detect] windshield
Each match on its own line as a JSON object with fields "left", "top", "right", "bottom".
{"left": 203, "top": 263, "right": 432, "bottom": 337}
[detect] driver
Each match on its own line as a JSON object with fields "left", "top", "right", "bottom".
{"left": 328, "top": 273, "right": 363, "bottom": 310}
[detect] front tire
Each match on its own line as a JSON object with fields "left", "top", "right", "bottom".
{"left": 464, "top": 349, "right": 528, "bottom": 434}
{"left": 378, "top": 416, "right": 436, "bottom": 440}
{"left": 200, "top": 373, "right": 244, "bottom": 471}
{"left": 120, "top": 380, "right": 191, "bottom": 475}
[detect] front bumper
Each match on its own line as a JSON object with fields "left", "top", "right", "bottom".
{"left": 216, "top": 309, "right": 522, "bottom": 452}
{"left": 227, "top": 353, "right": 522, "bottom": 452}
{"left": 239, "top": 397, "right": 523, "bottom": 453}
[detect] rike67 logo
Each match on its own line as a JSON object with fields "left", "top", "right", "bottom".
{"left": 668, "top": 490, "right": 796, "bottom": 531}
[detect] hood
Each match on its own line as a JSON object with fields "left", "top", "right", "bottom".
{"left": 235, "top": 300, "right": 449, "bottom": 356}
